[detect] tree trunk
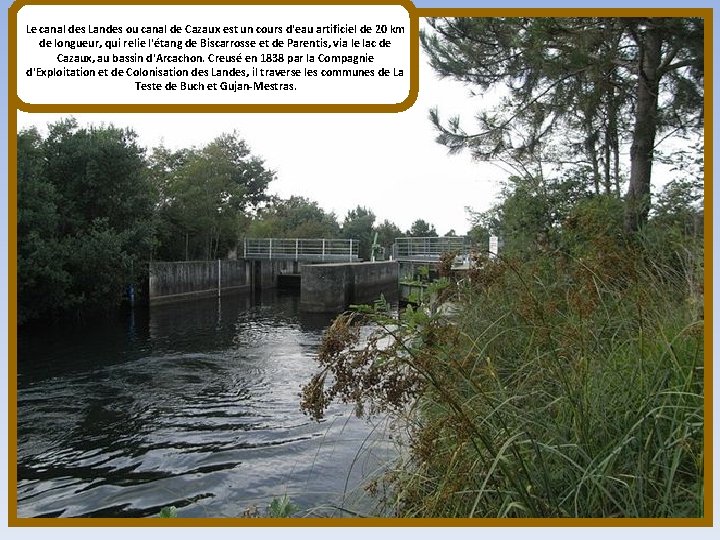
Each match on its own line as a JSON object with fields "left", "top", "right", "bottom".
{"left": 624, "top": 27, "right": 662, "bottom": 233}
{"left": 585, "top": 130, "right": 601, "bottom": 196}
{"left": 605, "top": 82, "right": 619, "bottom": 196}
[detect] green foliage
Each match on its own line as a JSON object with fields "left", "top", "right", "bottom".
{"left": 247, "top": 196, "right": 340, "bottom": 239}
{"left": 351, "top": 293, "right": 391, "bottom": 315}
{"left": 267, "top": 495, "right": 299, "bottom": 518}
{"left": 302, "top": 228, "right": 704, "bottom": 518}
{"left": 64, "top": 219, "right": 134, "bottom": 312}
{"left": 17, "top": 129, "right": 69, "bottom": 322}
{"left": 374, "top": 219, "right": 402, "bottom": 250}
{"left": 422, "top": 17, "right": 704, "bottom": 231}
{"left": 158, "top": 506, "right": 177, "bottom": 518}
{"left": 407, "top": 219, "right": 437, "bottom": 238}
{"left": 342, "top": 206, "right": 376, "bottom": 260}
{"left": 561, "top": 195, "right": 625, "bottom": 258}
{"left": 651, "top": 142, "right": 704, "bottom": 242}
{"left": 149, "top": 132, "right": 274, "bottom": 260}
{"left": 18, "top": 120, "right": 153, "bottom": 322}
{"left": 470, "top": 173, "right": 591, "bottom": 258}
{"left": 43, "top": 118, "right": 153, "bottom": 237}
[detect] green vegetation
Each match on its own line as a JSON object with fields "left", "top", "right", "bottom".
{"left": 374, "top": 219, "right": 403, "bottom": 253}
{"left": 156, "top": 496, "right": 299, "bottom": 518}
{"left": 247, "top": 195, "right": 341, "bottom": 239}
{"left": 302, "top": 221, "right": 704, "bottom": 517}
{"left": 423, "top": 17, "right": 702, "bottom": 233}
{"left": 18, "top": 120, "right": 154, "bottom": 323}
{"left": 407, "top": 219, "right": 438, "bottom": 238}
{"left": 267, "top": 495, "right": 300, "bottom": 518}
{"left": 158, "top": 506, "right": 177, "bottom": 518}
{"left": 149, "top": 133, "right": 274, "bottom": 261}
{"left": 17, "top": 123, "right": 276, "bottom": 323}
{"left": 300, "top": 16, "right": 705, "bottom": 518}
{"left": 342, "top": 206, "right": 377, "bottom": 261}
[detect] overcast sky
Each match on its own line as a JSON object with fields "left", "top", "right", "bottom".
{"left": 17, "top": 40, "right": 506, "bottom": 236}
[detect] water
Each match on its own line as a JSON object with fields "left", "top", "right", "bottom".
{"left": 17, "top": 290, "right": 398, "bottom": 518}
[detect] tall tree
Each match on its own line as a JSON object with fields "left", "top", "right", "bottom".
{"left": 622, "top": 18, "right": 703, "bottom": 231}
{"left": 149, "top": 133, "right": 274, "bottom": 260}
{"left": 374, "top": 219, "right": 402, "bottom": 250}
{"left": 650, "top": 142, "right": 704, "bottom": 241}
{"left": 342, "top": 206, "right": 376, "bottom": 260}
{"left": 18, "top": 120, "right": 155, "bottom": 321}
{"left": 246, "top": 196, "right": 340, "bottom": 239}
{"left": 422, "top": 17, "right": 704, "bottom": 232}
{"left": 407, "top": 219, "right": 438, "bottom": 237}
{"left": 17, "top": 128, "right": 69, "bottom": 322}
{"left": 42, "top": 118, "right": 153, "bottom": 240}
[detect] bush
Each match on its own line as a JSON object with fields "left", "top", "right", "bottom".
{"left": 301, "top": 235, "right": 705, "bottom": 518}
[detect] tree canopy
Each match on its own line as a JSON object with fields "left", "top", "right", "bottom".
{"left": 19, "top": 119, "right": 428, "bottom": 322}
{"left": 17, "top": 122, "right": 278, "bottom": 322}
{"left": 407, "top": 219, "right": 438, "bottom": 237}
{"left": 374, "top": 219, "right": 402, "bottom": 249}
{"left": 18, "top": 120, "right": 154, "bottom": 322}
{"left": 422, "top": 16, "right": 704, "bottom": 232}
{"left": 246, "top": 196, "right": 341, "bottom": 239}
{"left": 342, "top": 206, "right": 376, "bottom": 261}
{"left": 149, "top": 133, "right": 274, "bottom": 260}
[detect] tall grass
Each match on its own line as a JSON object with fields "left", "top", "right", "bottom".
{"left": 302, "top": 236, "right": 705, "bottom": 518}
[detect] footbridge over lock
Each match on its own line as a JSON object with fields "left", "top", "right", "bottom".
{"left": 243, "top": 238, "right": 360, "bottom": 263}
{"left": 392, "top": 236, "right": 472, "bottom": 280}
{"left": 392, "top": 236, "right": 471, "bottom": 262}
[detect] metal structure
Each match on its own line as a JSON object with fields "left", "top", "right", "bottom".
{"left": 243, "top": 238, "right": 360, "bottom": 262}
{"left": 393, "top": 236, "right": 470, "bottom": 262}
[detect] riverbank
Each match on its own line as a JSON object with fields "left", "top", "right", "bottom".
{"left": 302, "top": 236, "right": 705, "bottom": 518}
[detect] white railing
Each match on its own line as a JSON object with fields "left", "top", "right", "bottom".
{"left": 393, "top": 236, "right": 469, "bottom": 261}
{"left": 243, "top": 238, "right": 360, "bottom": 262}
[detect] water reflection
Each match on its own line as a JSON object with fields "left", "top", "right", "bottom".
{"left": 17, "top": 290, "right": 397, "bottom": 518}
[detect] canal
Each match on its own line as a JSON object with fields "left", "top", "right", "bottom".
{"left": 17, "top": 290, "right": 398, "bottom": 518}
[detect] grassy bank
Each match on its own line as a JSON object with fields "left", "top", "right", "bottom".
{"left": 301, "top": 236, "right": 705, "bottom": 518}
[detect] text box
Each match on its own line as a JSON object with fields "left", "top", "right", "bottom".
{"left": 14, "top": 2, "right": 417, "bottom": 112}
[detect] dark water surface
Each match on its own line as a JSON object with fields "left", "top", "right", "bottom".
{"left": 17, "top": 291, "right": 396, "bottom": 518}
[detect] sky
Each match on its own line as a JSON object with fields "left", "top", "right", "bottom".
{"left": 17, "top": 36, "right": 504, "bottom": 236}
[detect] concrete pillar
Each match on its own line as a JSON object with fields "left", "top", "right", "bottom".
{"left": 300, "top": 264, "right": 352, "bottom": 313}
{"left": 300, "top": 261, "right": 398, "bottom": 313}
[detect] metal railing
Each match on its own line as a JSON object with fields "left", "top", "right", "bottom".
{"left": 243, "top": 238, "right": 360, "bottom": 262}
{"left": 393, "top": 236, "right": 469, "bottom": 261}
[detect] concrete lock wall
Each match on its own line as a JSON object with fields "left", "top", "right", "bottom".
{"left": 300, "top": 261, "right": 398, "bottom": 313}
{"left": 149, "top": 260, "right": 397, "bottom": 310}
{"left": 351, "top": 261, "right": 399, "bottom": 305}
{"left": 256, "top": 259, "right": 295, "bottom": 290}
{"left": 149, "top": 260, "right": 252, "bottom": 304}
{"left": 149, "top": 259, "right": 297, "bottom": 304}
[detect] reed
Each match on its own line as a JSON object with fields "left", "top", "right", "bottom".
{"left": 302, "top": 235, "right": 705, "bottom": 518}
